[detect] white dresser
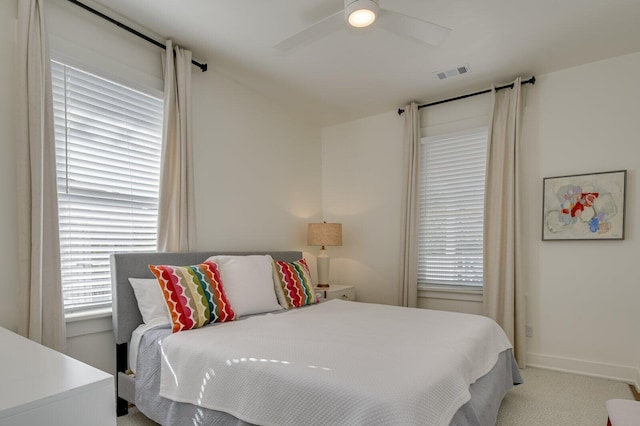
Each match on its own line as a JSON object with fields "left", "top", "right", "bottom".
{"left": 0, "top": 327, "right": 115, "bottom": 426}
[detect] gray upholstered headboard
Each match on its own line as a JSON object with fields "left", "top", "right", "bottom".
{"left": 110, "top": 251, "right": 303, "bottom": 345}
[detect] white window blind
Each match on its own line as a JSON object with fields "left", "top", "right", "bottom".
{"left": 52, "top": 61, "right": 163, "bottom": 312}
{"left": 418, "top": 127, "right": 488, "bottom": 287}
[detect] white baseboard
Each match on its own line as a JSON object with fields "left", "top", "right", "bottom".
{"left": 527, "top": 352, "right": 637, "bottom": 386}
{"left": 635, "top": 368, "right": 640, "bottom": 393}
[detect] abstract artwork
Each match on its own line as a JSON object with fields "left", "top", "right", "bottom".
{"left": 542, "top": 170, "right": 626, "bottom": 240}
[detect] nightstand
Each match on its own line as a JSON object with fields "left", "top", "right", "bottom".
{"left": 315, "top": 284, "right": 356, "bottom": 301}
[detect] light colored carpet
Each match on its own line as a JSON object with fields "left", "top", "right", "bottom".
{"left": 117, "top": 367, "right": 635, "bottom": 425}
{"left": 116, "top": 407, "right": 158, "bottom": 426}
{"left": 496, "top": 367, "right": 634, "bottom": 426}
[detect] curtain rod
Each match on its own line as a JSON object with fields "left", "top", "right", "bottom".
{"left": 66, "top": 0, "right": 208, "bottom": 72}
{"left": 397, "top": 76, "right": 535, "bottom": 115}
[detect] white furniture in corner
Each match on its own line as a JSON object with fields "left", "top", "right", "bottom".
{"left": 315, "top": 284, "right": 356, "bottom": 301}
{"left": 0, "top": 327, "right": 116, "bottom": 426}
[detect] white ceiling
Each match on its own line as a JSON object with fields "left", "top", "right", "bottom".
{"left": 90, "top": 0, "right": 640, "bottom": 126}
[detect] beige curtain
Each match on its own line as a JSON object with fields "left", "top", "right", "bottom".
{"left": 16, "top": 0, "right": 66, "bottom": 352}
{"left": 399, "top": 103, "right": 420, "bottom": 307}
{"left": 483, "top": 77, "right": 526, "bottom": 367}
{"left": 157, "top": 40, "right": 197, "bottom": 252}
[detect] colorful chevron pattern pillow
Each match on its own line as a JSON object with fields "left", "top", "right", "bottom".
{"left": 149, "top": 261, "right": 236, "bottom": 332}
{"left": 272, "top": 258, "right": 318, "bottom": 309}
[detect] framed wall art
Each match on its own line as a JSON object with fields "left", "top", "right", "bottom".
{"left": 542, "top": 170, "right": 626, "bottom": 241}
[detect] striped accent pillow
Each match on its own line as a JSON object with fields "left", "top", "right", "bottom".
{"left": 273, "top": 258, "right": 318, "bottom": 309}
{"left": 149, "top": 261, "right": 236, "bottom": 332}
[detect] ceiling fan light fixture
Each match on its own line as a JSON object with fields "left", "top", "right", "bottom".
{"left": 273, "top": 0, "right": 451, "bottom": 52}
{"left": 345, "top": 0, "right": 379, "bottom": 28}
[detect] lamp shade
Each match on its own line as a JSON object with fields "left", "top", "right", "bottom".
{"left": 307, "top": 222, "right": 342, "bottom": 247}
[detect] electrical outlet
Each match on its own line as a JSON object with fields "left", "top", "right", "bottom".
{"left": 525, "top": 325, "right": 534, "bottom": 338}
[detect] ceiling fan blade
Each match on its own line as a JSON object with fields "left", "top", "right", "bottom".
{"left": 377, "top": 9, "right": 451, "bottom": 46}
{"left": 273, "top": 10, "right": 345, "bottom": 52}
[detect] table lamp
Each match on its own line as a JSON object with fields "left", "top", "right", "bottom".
{"left": 307, "top": 222, "right": 342, "bottom": 288}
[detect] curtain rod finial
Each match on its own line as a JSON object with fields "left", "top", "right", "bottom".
{"left": 397, "top": 108, "right": 405, "bottom": 115}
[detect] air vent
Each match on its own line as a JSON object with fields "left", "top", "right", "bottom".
{"left": 433, "top": 64, "right": 471, "bottom": 80}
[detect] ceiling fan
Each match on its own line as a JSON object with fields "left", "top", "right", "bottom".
{"left": 273, "top": 0, "right": 451, "bottom": 52}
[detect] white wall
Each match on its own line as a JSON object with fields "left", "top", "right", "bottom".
{"left": 637, "top": 350, "right": 640, "bottom": 392}
{"left": 321, "top": 111, "right": 404, "bottom": 304}
{"left": 522, "top": 53, "right": 640, "bottom": 384}
{"left": 321, "top": 52, "right": 640, "bottom": 386}
{"left": 0, "top": 0, "right": 19, "bottom": 334}
{"left": 191, "top": 70, "right": 321, "bottom": 252}
{"left": 0, "top": 0, "right": 322, "bottom": 377}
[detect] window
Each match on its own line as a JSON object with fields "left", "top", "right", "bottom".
{"left": 417, "top": 127, "right": 488, "bottom": 288}
{"left": 52, "top": 61, "right": 163, "bottom": 313}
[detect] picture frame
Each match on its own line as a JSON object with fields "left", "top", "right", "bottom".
{"left": 542, "top": 170, "right": 626, "bottom": 241}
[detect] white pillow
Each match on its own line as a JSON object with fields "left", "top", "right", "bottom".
{"left": 206, "top": 255, "right": 282, "bottom": 317}
{"left": 128, "top": 278, "right": 171, "bottom": 325}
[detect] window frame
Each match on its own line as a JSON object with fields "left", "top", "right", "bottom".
{"left": 51, "top": 60, "right": 164, "bottom": 315}
{"left": 417, "top": 126, "right": 489, "bottom": 291}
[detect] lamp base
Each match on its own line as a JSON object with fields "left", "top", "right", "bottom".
{"left": 316, "top": 249, "right": 331, "bottom": 288}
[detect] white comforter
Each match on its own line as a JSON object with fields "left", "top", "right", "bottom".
{"left": 159, "top": 299, "right": 512, "bottom": 426}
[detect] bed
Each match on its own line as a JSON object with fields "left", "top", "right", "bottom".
{"left": 111, "top": 250, "right": 522, "bottom": 425}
